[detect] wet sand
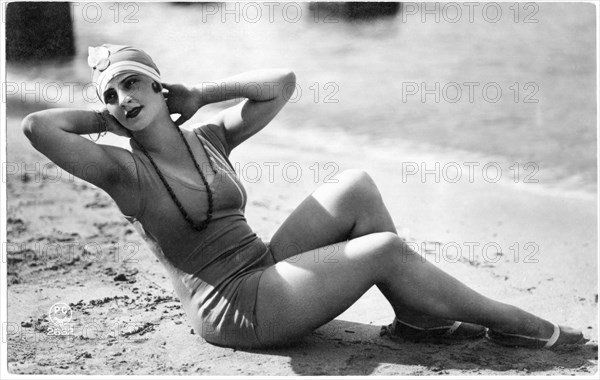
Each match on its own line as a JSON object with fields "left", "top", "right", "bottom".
{"left": 5, "top": 98, "right": 598, "bottom": 376}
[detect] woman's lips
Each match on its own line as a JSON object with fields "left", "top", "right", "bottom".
{"left": 126, "top": 106, "right": 143, "bottom": 119}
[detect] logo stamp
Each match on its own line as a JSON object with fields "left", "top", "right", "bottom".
{"left": 47, "top": 302, "right": 74, "bottom": 336}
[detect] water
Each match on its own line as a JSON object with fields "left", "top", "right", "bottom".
{"left": 7, "top": 2, "right": 597, "bottom": 195}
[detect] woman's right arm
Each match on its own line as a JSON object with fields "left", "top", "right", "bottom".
{"left": 22, "top": 108, "right": 134, "bottom": 193}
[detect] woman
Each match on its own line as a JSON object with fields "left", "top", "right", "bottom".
{"left": 23, "top": 44, "right": 585, "bottom": 349}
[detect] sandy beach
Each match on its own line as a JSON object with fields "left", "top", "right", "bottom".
{"left": 4, "top": 92, "right": 598, "bottom": 376}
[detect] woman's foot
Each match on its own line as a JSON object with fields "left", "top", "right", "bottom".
{"left": 487, "top": 324, "right": 586, "bottom": 349}
{"left": 380, "top": 316, "right": 487, "bottom": 342}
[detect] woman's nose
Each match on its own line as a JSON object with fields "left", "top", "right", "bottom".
{"left": 119, "top": 93, "right": 133, "bottom": 107}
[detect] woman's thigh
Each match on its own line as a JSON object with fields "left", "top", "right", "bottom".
{"left": 268, "top": 170, "right": 397, "bottom": 262}
{"left": 255, "top": 232, "right": 401, "bottom": 346}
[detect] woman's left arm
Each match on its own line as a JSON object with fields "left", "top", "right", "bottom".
{"left": 163, "top": 68, "right": 296, "bottom": 150}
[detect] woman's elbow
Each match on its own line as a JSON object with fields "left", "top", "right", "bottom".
{"left": 279, "top": 70, "right": 296, "bottom": 100}
{"left": 22, "top": 111, "right": 50, "bottom": 146}
{"left": 283, "top": 69, "right": 296, "bottom": 85}
{"left": 21, "top": 113, "right": 39, "bottom": 140}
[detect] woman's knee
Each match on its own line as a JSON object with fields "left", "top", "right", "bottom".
{"left": 357, "top": 232, "right": 403, "bottom": 263}
{"left": 337, "top": 169, "right": 382, "bottom": 202}
{"left": 338, "top": 169, "right": 376, "bottom": 188}
{"left": 356, "top": 232, "right": 414, "bottom": 278}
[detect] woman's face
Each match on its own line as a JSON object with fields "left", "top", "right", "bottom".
{"left": 102, "top": 73, "right": 163, "bottom": 131}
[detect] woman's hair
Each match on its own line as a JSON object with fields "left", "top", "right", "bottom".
{"left": 152, "top": 81, "right": 162, "bottom": 93}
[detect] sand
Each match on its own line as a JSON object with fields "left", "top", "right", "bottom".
{"left": 4, "top": 98, "right": 598, "bottom": 376}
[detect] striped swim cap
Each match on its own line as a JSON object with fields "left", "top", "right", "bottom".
{"left": 88, "top": 44, "right": 161, "bottom": 102}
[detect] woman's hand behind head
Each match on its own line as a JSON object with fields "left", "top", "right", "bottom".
{"left": 100, "top": 108, "right": 132, "bottom": 137}
{"left": 162, "top": 82, "right": 203, "bottom": 126}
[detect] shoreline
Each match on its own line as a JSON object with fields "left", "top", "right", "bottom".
{"left": 265, "top": 122, "right": 598, "bottom": 200}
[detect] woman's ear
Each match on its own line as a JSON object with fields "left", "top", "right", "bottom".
{"left": 152, "top": 81, "right": 162, "bottom": 93}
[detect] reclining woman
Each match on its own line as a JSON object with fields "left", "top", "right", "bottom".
{"left": 22, "top": 44, "right": 585, "bottom": 349}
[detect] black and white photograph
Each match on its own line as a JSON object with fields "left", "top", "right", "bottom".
{"left": 2, "top": 0, "right": 598, "bottom": 376}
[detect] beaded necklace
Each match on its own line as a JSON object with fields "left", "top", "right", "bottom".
{"left": 128, "top": 126, "right": 215, "bottom": 231}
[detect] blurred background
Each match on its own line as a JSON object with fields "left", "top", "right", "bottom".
{"left": 5, "top": 1, "right": 597, "bottom": 195}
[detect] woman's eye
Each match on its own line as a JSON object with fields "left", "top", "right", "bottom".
{"left": 104, "top": 93, "right": 116, "bottom": 104}
{"left": 125, "top": 78, "right": 137, "bottom": 88}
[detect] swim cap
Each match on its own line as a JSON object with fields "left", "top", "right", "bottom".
{"left": 88, "top": 44, "right": 161, "bottom": 102}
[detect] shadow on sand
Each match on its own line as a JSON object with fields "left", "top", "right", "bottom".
{"left": 241, "top": 320, "right": 597, "bottom": 376}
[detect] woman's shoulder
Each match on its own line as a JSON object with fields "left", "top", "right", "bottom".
{"left": 190, "top": 122, "right": 232, "bottom": 157}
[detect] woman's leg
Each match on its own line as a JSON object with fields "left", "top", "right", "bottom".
{"left": 256, "top": 169, "right": 581, "bottom": 346}
{"left": 268, "top": 169, "right": 397, "bottom": 259}
{"left": 267, "top": 169, "right": 463, "bottom": 326}
{"left": 255, "top": 231, "right": 578, "bottom": 346}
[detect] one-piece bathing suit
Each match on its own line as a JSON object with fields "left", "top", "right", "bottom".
{"left": 123, "top": 123, "right": 276, "bottom": 348}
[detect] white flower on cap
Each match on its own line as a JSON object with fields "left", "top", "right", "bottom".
{"left": 87, "top": 46, "right": 111, "bottom": 71}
